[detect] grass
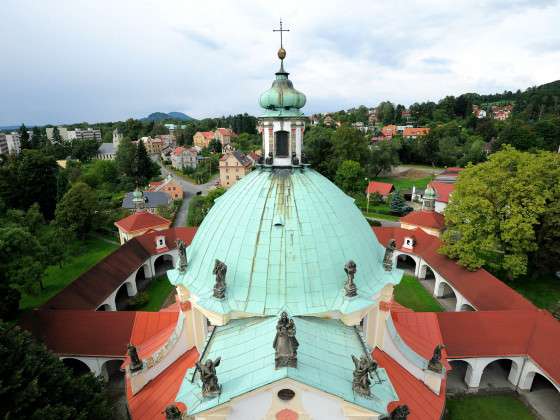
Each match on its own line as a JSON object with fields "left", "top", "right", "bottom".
{"left": 20, "top": 237, "right": 119, "bottom": 311}
{"left": 135, "top": 275, "right": 175, "bottom": 311}
{"left": 364, "top": 212, "right": 400, "bottom": 221}
{"left": 394, "top": 275, "right": 443, "bottom": 312}
{"left": 375, "top": 175, "right": 433, "bottom": 190}
{"left": 446, "top": 395, "right": 535, "bottom": 420}
{"left": 507, "top": 273, "right": 560, "bottom": 311}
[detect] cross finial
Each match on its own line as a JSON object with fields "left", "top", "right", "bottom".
{"left": 273, "top": 19, "right": 289, "bottom": 49}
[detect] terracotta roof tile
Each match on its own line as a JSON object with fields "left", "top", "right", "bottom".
{"left": 366, "top": 181, "right": 394, "bottom": 196}
{"left": 399, "top": 211, "right": 445, "bottom": 230}
{"left": 115, "top": 212, "right": 171, "bottom": 233}
{"left": 429, "top": 181, "right": 454, "bottom": 203}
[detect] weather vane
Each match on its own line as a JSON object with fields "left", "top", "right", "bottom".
{"left": 273, "top": 19, "right": 289, "bottom": 50}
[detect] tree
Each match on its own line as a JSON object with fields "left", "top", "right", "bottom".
{"left": 31, "top": 126, "right": 44, "bottom": 149}
{"left": 366, "top": 140, "right": 400, "bottom": 177}
{"left": 55, "top": 182, "right": 98, "bottom": 239}
{"left": 335, "top": 160, "right": 365, "bottom": 194}
{"left": 378, "top": 101, "right": 396, "bottom": 125}
{"left": 390, "top": 190, "right": 407, "bottom": 215}
{"left": 303, "top": 126, "right": 336, "bottom": 178}
{"left": 19, "top": 124, "right": 31, "bottom": 150}
{"left": 208, "top": 139, "right": 222, "bottom": 154}
{"left": 52, "top": 126, "right": 63, "bottom": 145}
{"left": 331, "top": 126, "right": 369, "bottom": 166}
{"left": 440, "top": 147, "right": 560, "bottom": 278}
{"left": 115, "top": 137, "right": 136, "bottom": 178}
{"left": 135, "top": 139, "right": 158, "bottom": 184}
{"left": 70, "top": 139, "right": 99, "bottom": 162}
{"left": 0, "top": 322, "right": 113, "bottom": 419}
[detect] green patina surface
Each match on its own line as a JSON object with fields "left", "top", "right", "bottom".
{"left": 176, "top": 316, "right": 397, "bottom": 416}
{"left": 168, "top": 168, "right": 402, "bottom": 316}
{"left": 259, "top": 65, "right": 306, "bottom": 118}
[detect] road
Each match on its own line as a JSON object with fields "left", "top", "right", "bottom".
{"left": 155, "top": 159, "right": 217, "bottom": 227}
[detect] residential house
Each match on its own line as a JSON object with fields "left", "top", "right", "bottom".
{"left": 381, "top": 124, "right": 398, "bottom": 138}
{"left": 365, "top": 181, "right": 394, "bottom": 201}
{"left": 114, "top": 211, "right": 172, "bottom": 245}
{"left": 219, "top": 150, "right": 253, "bottom": 188}
{"left": 403, "top": 127, "right": 430, "bottom": 139}
{"left": 140, "top": 137, "right": 164, "bottom": 155}
{"left": 148, "top": 175, "right": 183, "bottom": 200}
{"left": 47, "top": 126, "right": 102, "bottom": 142}
{"left": 171, "top": 146, "right": 199, "bottom": 170}
{"left": 193, "top": 131, "right": 215, "bottom": 149}
{"left": 492, "top": 104, "right": 513, "bottom": 121}
{"left": 214, "top": 128, "right": 235, "bottom": 147}
{"left": 472, "top": 105, "right": 487, "bottom": 119}
{"left": 122, "top": 189, "right": 171, "bottom": 214}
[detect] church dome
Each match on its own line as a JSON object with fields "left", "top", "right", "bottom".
{"left": 168, "top": 168, "right": 401, "bottom": 318}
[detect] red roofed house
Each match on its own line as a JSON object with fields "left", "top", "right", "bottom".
{"left": 115, "top": 211, "right": 172, "bottom": 244}
{"left": 148, "top": 175, "right": 184, "bottom": 200}
{"left": 427, "top": 181, "right": 454, "bottom": 213}
{"left": 366, "top": 181, "right": 394, "bottom": 201}
{"left": 403, "top": 127, "right": 430, "bottom": 139}
{"left": 219, "top": 149, "right": 253, "bottom": 188}
{"left": 171, "top": 146, "right": 199, "bottom": 170}
{"left": 193, "top": 131, "right": 215, "bottom": 148}
{"left": 213, "top": 127, "right": 236, "bottom": 147}
{"left": 381, "top": 124, "right": 398, "bottom": 138}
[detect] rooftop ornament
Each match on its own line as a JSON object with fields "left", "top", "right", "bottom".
{"left": 351, "top": 354, "right": 379, "bottom": 397}
{"left": 389, "top": 405, "right": 410, "bottom": 419}
{"left": 383, "top": 239, "right": 397, "bottom": 272}
{"left": 265, "top": 152, "right": 273, "bottom": 165}
{"left": 164, "top": 404, "right": 182, "bottom": 420}
{"left": 291, "top": 152, "right": 300, "bottom": 166}
{"left": 427, "top": 344, "right": 446, "bottom": 373}
{"left": 127, "top": 343, "right": 143, "bottom": 373}
{"left": 196, "top": 357, "right": 222, "bottom": 398}
{"left": 212, "top": 259, "right": 227, "bottom": 299}
{"left": 344, "top": 260, "right": 358, "bottom": 298}
{"left": 176, "top": 239, "right": 187, "bottom": 272}
{"left": 273, "top": 311, "right": 299, "bottom": 368}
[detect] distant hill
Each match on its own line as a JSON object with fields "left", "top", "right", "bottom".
{"left": 142, "top": 111, "right": 195, "bottom": 122}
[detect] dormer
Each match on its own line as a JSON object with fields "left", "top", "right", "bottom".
{"left": 155, "top": 235, "right": 167, "bottom": 250}
{"left": 403, "top": 236, "right": 416, "bottom": 250}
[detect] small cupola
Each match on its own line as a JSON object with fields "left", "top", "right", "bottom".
{"left": 155, "top": 235, "right": 167, "bottom": 250}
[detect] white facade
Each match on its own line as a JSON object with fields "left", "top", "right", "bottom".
{"left": 261, "top": 118, "right": 305, "bottom": 166}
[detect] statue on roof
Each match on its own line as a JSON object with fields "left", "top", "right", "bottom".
{"left": 164, "top": 404, "right": 182, "bottom": 420}
{"left": 428, "top": 344, "right": 446, "bottom": 373}
{"left": 351, "top": 354, "right": 378, "bottom": 397}
{"left": 344, "top": 260, "right": 358, "bottom": 297}
{"left": 176, "top": 239, "right": 187, "bottom": 272}
{"left": 196, "top": 357, "right": 221, "bottom": 398}
{"left": 127, "top": 344, "right": 143, "bottom": 373}
{"left": 383, "top": 239, "right": 397, "bottom": 271}
{"left": 213, "top": 259, "right": 227, "bottom": 299}
{"left": 273, "top": 311, "right": 298, "bottom": 368}
{"left": 291, "top": 152, "right": 300, "bottom": 166}
{"left": 390, "top": 405, "right": 410, "bottom": 419}
{"left": 265, "top": 152, "right": 273, "bottom": 165}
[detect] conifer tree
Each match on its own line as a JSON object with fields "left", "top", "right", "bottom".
{"left": 390, "top": 190, "right": 406, "bottom": 215}
{"left": 19, "top": 124, "right": 31, "bottom": 150}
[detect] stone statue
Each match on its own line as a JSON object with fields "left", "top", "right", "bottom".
{"left": 344, "top": 260, "right": 358, "bottom": 297}
{"left": 428, "top": 344, "right": 446, "bottom": 373}
{"left": 164, "top": 404, "right": 182, "bottom": 420}
{"left": 128, "top": 344, "right": 143, "bottom": 373}
{"left": 265, "top": 152, "right": 273, "bottom": 165}
{"left": 176, "top": 239, "right": 187, "bottom": 272}
{"left": 389, "top": 405, "right": 410, "bottom": 419}
{"left": 212, "top": 259, "right": 227, "bottom": 299}
{"left": 383, "top": 239, "right": 397, "bottom": 271}
{"left": 196, "top": 357, "right": 221, "bottom": 398}
{"left": 291, "top": 152, "right": 300, "bottom": 166}
{"left": 301, "top": 153, "right": 308, "bottom": 164}
{"left": 352, "top": 354, "right": 378, "bottom": 397}
{"left": 273, "top": 311, "right": 298, "bottom": 368}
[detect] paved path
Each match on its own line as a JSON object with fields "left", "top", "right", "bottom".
{"left": 154, "top": 158, "right": 217, "bottom": 227}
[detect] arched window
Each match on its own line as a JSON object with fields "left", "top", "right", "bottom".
{"left": 275, "top": 131, "right": 289, "bottom": 157}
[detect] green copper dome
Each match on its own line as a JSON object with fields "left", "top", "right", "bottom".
{"left": 168, "top": 168, "right": 402, "bottom": 317}
{"left": 424, "top": 185, "right": 436, "bottom": 199}
{"left": 259, "top": 61, "right": 306, "bottom": 117}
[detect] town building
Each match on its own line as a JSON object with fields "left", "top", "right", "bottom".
{"left": 213, "top": 128, "right": 235, "bottom": 146}
{"left": 381, "top": 124, "right": 398, "bottom": 138}
{"left": 114, "top": 211, "right": 172, "bottom": 244}
{"left": 193, "top": 131, "right": 215, "bottom": 148}
{"left": 427, "top": 181, "right": 454, "bottom": 213}
{"left": 96, "top": 128, "right": 122, "bottom": 160}
{"left": 47, "top": 126, "right": 102, "bottom": 142}
{"left": 148, "top": 175, "right": 183, "bottom": 200}
{"left": 140, "top": 136, "right": 164, "bottom": 155}
{"left": 365, "top": 181, "right": 394, "bottom": 201}
{"left": 472, "top": 105, "right": 487, "bottom": 119}
{"left": 492, "top": 104, "right": 513, "bottom": 121}
{"left": 403, "top": 127, "right": 430, "bottom": 139}
{"left": 219, "top": 149, "right": 253, "bottom": 188}
{"left": 170, "top": 146, "right": 199, "bottom": 170}
{"left": 122, "top": 188, "right": 171, "bottom": 214}
{"left": 0, "top": 134, "right": 8, "bottom": 155}
{"left": 0, "top": 132, "right": 21, "bottom": 155}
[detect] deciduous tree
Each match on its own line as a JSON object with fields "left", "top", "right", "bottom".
{"left": 55, "top": 182, "right": 98, "bottom": 239}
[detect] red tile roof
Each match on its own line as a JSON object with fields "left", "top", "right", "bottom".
{"left": 126, "top": 348, "right": 199, "bottom": 420}
{"left": 438, "top": 309, "right": 560, "bottom": 385}
{"left": 200, "top": 131, "right": 214, "bottom": 139}
{"left": 149, "top": 181, "right": 163, "bottom": 188}
{"left": 20, "top": 309, "right": 137, "bottom": 357}
{"left": 115, "top": 212, "right": 171, "bottom": 233}
{"left": 215, "top": 128, "right": 235, "bottom": 137}
{"left": 428, "top": 181, "right": 454, "bottom": 203}
{"left": 373, "top": 227, "right": 535, "bottom": 311}
{"left": 403, "top": 127, "right": 430, "bottom": 137}
{"left": 366, "top": 181, "right": 394, "bottom": 196}
{"left": 173, "top": 147, "right": 185, "bottom": 156}
{"left": 375, "top": 349, "right": 446, "bottom": 420}
{"left": 399, "top": 210, "right": 445, "bottom": 230}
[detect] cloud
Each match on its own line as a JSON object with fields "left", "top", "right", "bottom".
{"left": 0, "top": 0, "right": 559, "bottom": 125}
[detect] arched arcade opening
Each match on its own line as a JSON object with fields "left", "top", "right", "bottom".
{"left": 62, "top": 357, "right": 91, "bottom": 376}
{"left": 154, "top": 254, "right": 174, "bottom": 277}
{"left": 447, "top": 360, "right": 470, "bottom": 393}
{"left": 479, "top": 359, "right": 516, "bottom": 390}
{"left": 436, "top": 280, "right": 457, "bottom": 312}
{"left": 396, "top": 254, "right": 417, "bottom": 274}
{"left": 525, "top": 373, "right": 560, "bottom": 420}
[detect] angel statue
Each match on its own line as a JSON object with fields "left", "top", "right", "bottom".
{"left": 176, "top": 239, "right": 187, "bottom": 272}
{"left": 427, "top": 344, "right": 446, "bottom": 373}
{"left": 351, "top": 354, "right": 378, "bottom": 397}
{"left": 344, "top": 260, "right": 357, "bottom": 297}
{"left": 196, "top": 357, "right": 221, "bottom": 398}
{"left": 273, "top": 311, "right": 298, "bottom": 368}
{"left": 212, "top": 259, "right": 227, "bottom": 299}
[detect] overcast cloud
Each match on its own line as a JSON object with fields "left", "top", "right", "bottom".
{"left": 1, "top": 0, "right": 559, "bottom": 125}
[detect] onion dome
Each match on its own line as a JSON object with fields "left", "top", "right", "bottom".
{"left": 424, "top": 185, "right": 436, "bottom": 200}
{"left": 259, "top": 48, "right": 306, "bottom": 117}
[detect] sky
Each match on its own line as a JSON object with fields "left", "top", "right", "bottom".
{"left": 1, "top": 0, "right": 560, "bottom": 126}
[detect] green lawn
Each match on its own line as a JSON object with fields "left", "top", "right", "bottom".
{"left": 507, "top": 273, "right": 560, "bottom": 311}
{"left": 135, "top": 276, "right": 175, "bottom": 311}
{"left": 374, "top": 175, "right": 433, "bottom": 190}
{"left": 20, "top": 238, "right": 119, "bottom": 311}
{"left": 364, "top": 212, "right": 400, "bottom": 221}
{"left": 446, "top": 395, "right": 535, "bottom": 420}
{"left": 394, "top": 275, "right": 443, "bottom": 312}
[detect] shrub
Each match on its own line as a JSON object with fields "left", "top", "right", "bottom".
{"left": 128, "top": 291, "right": 150, "bottom": 309}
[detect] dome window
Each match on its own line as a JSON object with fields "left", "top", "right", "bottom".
{"left": 277, "top": 388, "right": 295, "bottom": 401}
